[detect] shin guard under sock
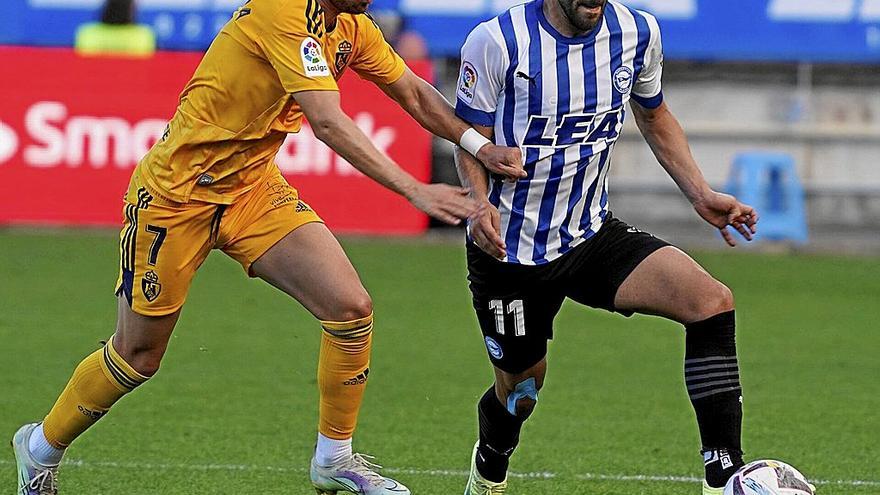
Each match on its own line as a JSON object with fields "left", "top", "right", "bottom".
{"left": 317, "top": 314, "right": 373, "bottom": 440}
{"left": 685, "top": 310, "right": 744, "bottom": 487}
{"left": 42, "top": 339, "right": 149, "bottom": 448}
{"left": 476, "top": 387, "right": 525, "bottom": 483}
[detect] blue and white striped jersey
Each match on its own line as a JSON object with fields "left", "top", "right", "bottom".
{"left": 455, "top": 0, "right": 664, "bottom": 265}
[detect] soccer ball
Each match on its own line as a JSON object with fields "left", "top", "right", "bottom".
{"left": 724, "top": 460, "right": 816, "bottom": 495}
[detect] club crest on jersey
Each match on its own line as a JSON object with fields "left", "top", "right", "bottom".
{"left": 485, "top": 336, "right": 503, "bottom": 359}
{"left": 458, "top": 62, "right": 478, "bottom": 104}
{"left": 335, "top": 40, "right": 353, "bottom": 72}
{"left": 301, "top": 37, "right": 330, "bottom": 77}
{"left": 613, "top": 66, "right": 634, "bottom": 94}
{"left": 142, "top": 270, "right": 161, "bottom": 302}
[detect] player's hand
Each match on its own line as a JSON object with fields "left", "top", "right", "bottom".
{"left": 693, "top": 191, "right": 759, "bottom": 247}
{"left": 407, "top": 183, "right": 479, "bottom": 226}
{"left": 469, "top": 201, "right": 506, "bottom": 259}
{"left": 476, "top": 144, "right": 527, "bottom": 182}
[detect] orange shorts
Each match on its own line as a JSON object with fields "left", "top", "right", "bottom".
{"left": 115, "top": 166, "right": 322, "bottom": 316}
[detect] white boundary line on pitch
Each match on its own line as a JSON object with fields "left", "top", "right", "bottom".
{"left": 1, "top": 459, "right": 878, "bottom": 487}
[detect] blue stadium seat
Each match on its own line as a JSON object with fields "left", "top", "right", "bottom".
{"left": 724, "top": 152, "right": 808, "bottom": 244}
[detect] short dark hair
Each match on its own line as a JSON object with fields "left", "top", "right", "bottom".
{"left": 101, "top": 0, "right": 135, "bottom": 25}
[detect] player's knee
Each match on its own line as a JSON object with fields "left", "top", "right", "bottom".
{"left": 511, "top": 396, "right": 538, "bottom": 420}
{"left": 705, "top": 281, "right": 734, "bottom": 317}
{"left": 125, "top": 353, "right": 163, "bottom": 378}
{"left": 687, "top": 280, "right": 734, "bottom": 322}
{"left": 336, "top": 293, "right": 373, "bottom": 322}
{"left": 717, "top": 282, "right": 735, "bottom": 311}
{"left": 114, "top": 341, "right": 165, "bottom": 377}
{"left": 502, "top": 376, "right": 542, "bottom": 420}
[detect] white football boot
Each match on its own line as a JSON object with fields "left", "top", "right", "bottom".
{"left": 464, "top": 442, "right": 507, "bottom": 495}
{"left": 310, "top": 453, "right": 409, "bottom": 495}
{"left": 11, "top": 423, "right": 59, "bottom": 495}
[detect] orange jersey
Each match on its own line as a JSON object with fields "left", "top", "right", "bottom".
{"left": 138, "top": 0, "right": 407, "bottom": 204}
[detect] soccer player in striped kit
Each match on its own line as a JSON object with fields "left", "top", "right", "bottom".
{"left": 454, "top": 1, "right": 759, "bottom": 493}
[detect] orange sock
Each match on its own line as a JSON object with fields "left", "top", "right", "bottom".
{"left": 317, "top": 314, "right": 373, "bottom": 440}
{"left": 42, "top": 339, "right": 148, "bottom": 448}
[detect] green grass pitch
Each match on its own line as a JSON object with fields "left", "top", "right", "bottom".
{"left": 1, "top": 230, "right": 878, "bottom": 494}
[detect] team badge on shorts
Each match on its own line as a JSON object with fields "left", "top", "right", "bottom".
{"left": 458, "top": 62, "right": 478, "bottom": 104}
{"left": 142, "top": 270, "right": 162, "bottom": 302}
{"left": 613, "top": 66, "right": 634, "bottom": 94}
{"left": 484, "top": 336, "right": 503, "bottom": 359}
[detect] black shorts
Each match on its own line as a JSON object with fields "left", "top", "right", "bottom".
{"left": 467, "top": 215, "right": 672, "bottom": 374}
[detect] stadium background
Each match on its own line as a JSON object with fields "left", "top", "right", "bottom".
{"left": 1, "top": 1, "right": 879, "bottom": 494}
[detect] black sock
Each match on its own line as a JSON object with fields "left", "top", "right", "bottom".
{"left": 476, "top": 386, "right": 525, "bottom": 483}
{"left": 684, "top": 310, "right": 744, "bottom": 487}
{"left": 703, "top": 448, "right": 745, "bottom": 489}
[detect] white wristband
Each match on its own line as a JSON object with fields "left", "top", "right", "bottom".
{"left": 459, "top": 127, "right": 492, "bottom": 157}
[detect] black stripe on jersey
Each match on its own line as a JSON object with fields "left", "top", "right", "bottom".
{"left": 306, "top": 0, "right": 316, "bottom": 35}
{"left": 306, "top": 0, "right": 323, "bottom": 36}
{"left": 136, "top": 188, "right": 153, "bottom": 210}
{"left": 364, "top": 12, "right": 379, "bottom": 29}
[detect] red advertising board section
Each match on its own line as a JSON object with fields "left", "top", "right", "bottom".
{"left": 0, "top": 47, "right": 433, "bottom": 234}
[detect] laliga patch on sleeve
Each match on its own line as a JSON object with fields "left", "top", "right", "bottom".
{"left": 301, "top": 37, "right": 331, "bottom": 77}
{"left": 457, "top": 61, "right": 478, "bottom": 104}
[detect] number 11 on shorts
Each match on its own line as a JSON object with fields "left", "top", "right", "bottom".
{"left": 489, "top": 299, "right": 525, "bottom": 336}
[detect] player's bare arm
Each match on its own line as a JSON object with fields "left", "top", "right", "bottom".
{"left": 453, "top": 124, "right": 506, "bottom": 259}
{"left": 295, "top": 89, "right": 477, "bottom": 225}
{"left": 630, "top": 100, "right": 759, "bottom": 246}
{"left": 377, "top": 68, "right": 526, "bottom": 180}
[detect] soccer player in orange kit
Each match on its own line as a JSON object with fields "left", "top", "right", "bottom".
{"left": 11, "top": 1, "right": 524, "bottom": 494}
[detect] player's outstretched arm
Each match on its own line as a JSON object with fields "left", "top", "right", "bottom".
{"left": 295, "top": 89, "right": 478, "bottom": 225}
{"left": 454, "top": 124, "right": 506, "bottom": 259}
{"left": 631, "top": 101, "right": 759, "bottom": 246}
{"left": 377, "top": 68, "right": 526, "bottom": 181}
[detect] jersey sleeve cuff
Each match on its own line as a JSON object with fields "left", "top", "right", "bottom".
{"left": 455, "top": 100, "right": 496, "bottom": 127}
{"left": 631, "top": 91, "right": 664, "bottom": 109}
{"left": 356, "top": 56, "right": 408, "bottom": 86}
{"left": 384, "top": 61, "right": 408, "bottom": 85}
{"left": 284, "top": 79, "right": 339, "bottom": 94}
